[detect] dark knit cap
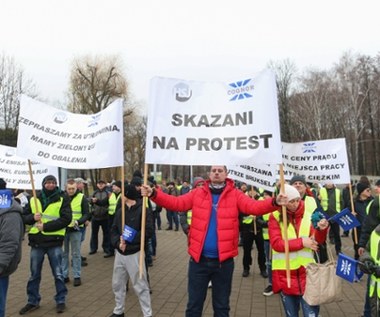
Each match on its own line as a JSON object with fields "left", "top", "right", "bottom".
{"left": 133, "top": 170, "right": 143, "bottom": 178}
{"left": 376, "top": 179, "right": 380, "bottom": 187}
{"left": 124, "top": 184, "right": 140, "bottom": 200}
{"left": 131, "top": 177, "right": 142, "bottom": 186}
{"left": 357, "top": 182, "right": 370, "bottom": 196}
{"left": 0, "top": 178, "right": 6, "bottom": 189}
{"left": 113, "top": 181, "right": 122, "bottom": 189}
{"left": 42, "top": 175, "right": 57, "bottom": 187}
{"left": 289, "top": 175, "right": 307, "bottom": 186}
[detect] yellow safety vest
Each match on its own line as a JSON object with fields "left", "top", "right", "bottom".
{"left": 271, "top": 211, "right": 314, "bottom": 270}
{"left": 369, "top": 231, "right": 380, "bottom": 298}
{"left": 187, "top": 210, "right": 192, "bottom": 225}
{"left": 29, "top": 197, "right": 66, "bottom": 236}
{"left": 242, "top": 215, "right": 255, "bottom": 224}
{"left": 319, "top": 187, "right": 341, "bottom": 212}
{"left": 68, "top": 193, "right": 84, "bottom": 227}
{"left": 108, "top": 192, "right": 121, "bottom": 216}
{"left": 366, "top": 196, "right": 380, "bottom": 215}
{"left": 262, "top": 213, "right": 270, "bottom": 240}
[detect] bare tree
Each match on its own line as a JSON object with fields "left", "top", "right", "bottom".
{"left": 0, "top": 54, "right": 37, "bottom": 145}
{"left": 123, "top": 113, "right": 146, "bottom": 180}
{"left": 67, "top": 54, "right": 133, "bottom": 184}
{"left": 289, "top": 69, "right": 337, "bottom": 141}
{"left": 67, "top": 54, "right": 129, "bottom": 114}
{"left": 267, "top": 59, "right": 297, "bottom": 142}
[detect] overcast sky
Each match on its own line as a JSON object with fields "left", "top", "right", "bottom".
{"left": 1, "top": 0, "right": 379, "bottom": 113}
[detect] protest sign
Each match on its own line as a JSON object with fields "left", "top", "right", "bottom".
{"left": 145, "top": 69, "right": 282, "bottom": 165}
{"left": 227, "top": 164, "right": 277, "bottom": 191}
{"left": 16, "top": 96, "right": 124, "bottom": 169}
{"left": 0, "top": 144, "right": 58, "bottom": 190}
{"left": 281, "top": 138, "right": 350, "bottom": 184}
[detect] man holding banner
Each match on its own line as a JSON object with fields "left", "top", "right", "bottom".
{"left": 19, "top": 175, "right": 72, "bottom": 315}
{"left": 141, "top": 165, "right": 287, "bottom": 317}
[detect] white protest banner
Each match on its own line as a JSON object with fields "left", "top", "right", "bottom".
{"left": 145, "top": 69, "right": 282, "bottom": 165}
{"left": 227, "top": 164, "right": 277, "bottom": 191}
{"left": 281, "top": 138, "right": 351, "bottom": 185}
{"left": 0, "top": 144, "right": 59, "bottom": 190}
{"left": 16, "top": 95, "right": 124, "bottom": 169}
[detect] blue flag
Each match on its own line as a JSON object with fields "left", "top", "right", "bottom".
{"left": 122, "top": 224, "right": 138, "bottom": 243}
{"left": 330, "top": 208, "right": 361, "bottom": 231}
{"left": 336, "top": 253, "right": 364, "bottom": 283}
{"left": 0, "top": 190, "right": 12, "bottom": 209}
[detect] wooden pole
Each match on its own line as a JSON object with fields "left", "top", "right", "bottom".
{"left": 28, "top": 160, "right": 41, "bottom": 220}
{"left": 279, "top": 164, "right": 291, "bottom": 288}
{"left": 348, "top": 183, "right": 358, "bottom": 244}
{"left": 139, "top": 164, "right": 149, "bottom": 278}
{"left": 121, "top": 165, "right": 125, "bottom": 236}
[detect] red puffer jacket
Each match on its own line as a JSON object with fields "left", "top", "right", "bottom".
{"left": 269, "top": 200, "right": 328, "bottom": 295}
{"left": 152, "top": 178, "right": 279, "bottom": 262}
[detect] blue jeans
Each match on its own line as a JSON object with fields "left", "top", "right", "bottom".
{"left": 280, "top": 292, "right": 319, "bottom": 317}
{"left": 166, "top": 210, "right": 179, "bottom": 229}
{"left": 80, "top": 226, "right": 86, "bottom": 243}
{"left": 0, "top": 276, "right": 9, "bottom": 317}
{"left": 62, "top": 230, "right": 82, "bottom": 278}
{"left": 264, "top": 240, "right": 273, "bottom": 285}
{"left": 186, "top": 256, "right": 234, "bottom": 317}
{"left": 26, "top": 246, "right": 67, "bottom": 305}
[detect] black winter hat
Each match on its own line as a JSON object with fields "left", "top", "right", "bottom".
{"left": 376, "top": 179, "right": 380, "bottom": 187}
{"left": 0, "top": 178, "right": 6, "bottom": 189}
{"left": 131, "top": 177, "right": 142, "bottom": 186}
{"left": 289, "top": 175, "right": 307, "bottom": 186}
{"left": 113, "top": 181, "right": 122, "bottom": 189}
{"left": 132, "top": 170, "right": 143, "bottom": 178}
{"left": 357, "top": 182, "right": 370, "bottom": 196}
{"left": 124, "top": 184, "right": 140, "bottom": 200}
{"left": 42, "top": 175, "right": 57, "bottom": 187}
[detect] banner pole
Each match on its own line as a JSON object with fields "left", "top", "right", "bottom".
{"left": 348, "top": 182, "right": 358, "bottom": 244}
{"left": 279, "top": 164, "right": 291, "bottom": 288}
{"left": 28, "top": 159, "right": 41, "bottom": 221}
{"left": 139, "top": 163, "right": 149, "bottom": 278}
{"left": 121, "top": 165, "right": 125, "bottom": 240}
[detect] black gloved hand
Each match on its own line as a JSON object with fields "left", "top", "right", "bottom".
{"left": 374, "top": 266, "right": 380, "bottom": 278}
{"left": 358, "top": 259, "right": 376, "bottom": 275}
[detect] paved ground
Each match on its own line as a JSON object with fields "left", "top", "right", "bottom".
{"left": 6, "top": 227, "right": 367, "bottom": 317}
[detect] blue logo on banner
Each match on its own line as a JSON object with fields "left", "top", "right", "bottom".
{"left": 0, "top": 190, "right": 12, "bottom": 209}
{"left": 228, "top": 79, "right": 254, "bottom": 101}
{"left": 302, "top": 142, "right": 317, "bottom": 153}
{"left": 330, "top": 208, "right": 361, "bottom": 231}
{"left": 336, "top": 253, "right": 363, "bottom": 283}
{"left": 122, "top": 224, "right": 138, "bottom": 243}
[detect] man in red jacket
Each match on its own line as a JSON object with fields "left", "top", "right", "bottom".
{"left": 142, "top": 165, "right": 288, "bottom": 317}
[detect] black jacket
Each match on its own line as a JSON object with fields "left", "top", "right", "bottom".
{"left": 23, "top": 188, "right": 72, "bottom": 248}
{"left": 359, "top": 196, "right": 380, "bottom": 248}
{"left": 90, "top": 189, "right": 109, "bottom": 221}
{"left": 111, "top": 199, "right": 153, "bottom": 255}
